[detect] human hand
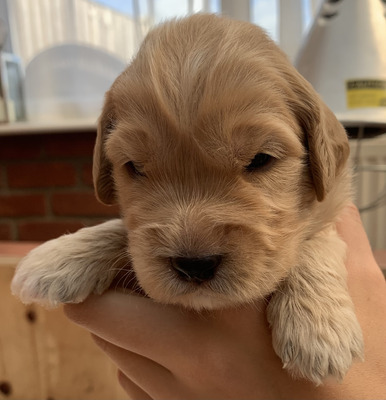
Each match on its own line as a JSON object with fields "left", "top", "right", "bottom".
{"left": 64, "top": 204, "right": 386, "bottom": 399}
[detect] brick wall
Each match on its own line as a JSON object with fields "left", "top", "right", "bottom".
{"left": 0, "top": 131, "right": 120, "bottom": 241}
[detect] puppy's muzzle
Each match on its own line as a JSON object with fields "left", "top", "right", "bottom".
{"left": 170, "top": 255, "right": 222, "bottom": 283}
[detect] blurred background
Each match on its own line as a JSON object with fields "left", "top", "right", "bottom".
{"left": 0, "top": 1, "right": 385, "bottom": 399}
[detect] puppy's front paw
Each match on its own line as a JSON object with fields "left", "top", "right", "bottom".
{"left": 11, "top": 220, "right": 129, "bottom": 307}
{"left": 12, "top": 236, "right": 112, "bottom": 307}
{"left": 267, "top": 287, "right": 364, "bottom": 385}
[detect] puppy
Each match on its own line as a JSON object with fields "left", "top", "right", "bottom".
{"left": 12, "top": 14, "right": 363, "bottom": 384}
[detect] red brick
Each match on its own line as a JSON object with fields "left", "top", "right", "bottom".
{"left": 44, "top": 133, "right": 96, "bottom": 158}
{"left": 7, "top": 162, "right": 77, "bottom": 188}
{"left": 18, "top": 221, "right": 85, "bottom": 241}
{"left": 0, "top": 194, "right": 46, "bottom": 217}
{"left": 0, "top": 136, "right": 43, "bottom": 160}
{"left": 0, "top": 223, "right": 12, "bottom": 240}
{"left": 0, "top": 166, "right": 5, "bottom": 188}
{"left": 51, "top": 191, "right": 119, "bottom": 217}
{"left": 81, "top": 163, "right": 94, "bottom": 187}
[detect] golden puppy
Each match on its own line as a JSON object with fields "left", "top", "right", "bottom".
{"left": 12, "top": 14, "right": 363, "bottom": 384}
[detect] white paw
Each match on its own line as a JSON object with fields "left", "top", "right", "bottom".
{"left": 11, "top": 220, "right": 129, "bottom": 307}
{"left": 11, "top": 236, "right": 112, "bottom": 307}
{"left": 267, "top": 292, "right": 364, "bottom": 385}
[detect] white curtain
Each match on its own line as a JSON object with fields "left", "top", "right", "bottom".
{"left": 4, "top": 0, "right": 323, "bottom": 122}
{"left": 7, "top": 0, "right": 322, "bottom": 67}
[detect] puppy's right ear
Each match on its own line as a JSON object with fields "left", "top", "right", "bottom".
{"left": 93, "top": 91, "right": 117, "bottom": 205}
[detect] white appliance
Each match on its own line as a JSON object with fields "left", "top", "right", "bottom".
{"left": 296, "top": 0, "right": 386, "bottom": 127}
{"left": 296, "top": 0, "right": 386, "bottom": 249}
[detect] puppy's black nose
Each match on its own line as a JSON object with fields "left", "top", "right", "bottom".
{"left": 170, "top": 255, "right": 222, "bottom": 283}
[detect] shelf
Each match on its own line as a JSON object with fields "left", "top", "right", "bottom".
{"left": 0, "top": 119, "right": 97, "bottom": 136}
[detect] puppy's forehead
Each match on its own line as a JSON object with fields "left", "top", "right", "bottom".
{"left": 111, "top": 14, "right": 301, "bottom": 152}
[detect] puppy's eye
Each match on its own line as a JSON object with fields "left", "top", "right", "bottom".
{"left": 124, "top": 161, "right": 146, "bottom": 178}
{"left": 245, "top": 153, "right": 274, "bottom": 172}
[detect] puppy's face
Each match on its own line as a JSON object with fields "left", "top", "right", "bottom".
{"left": 94, "top": 15, "right": 350, "bottom": 310}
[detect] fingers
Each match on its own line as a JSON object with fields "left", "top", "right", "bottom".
{"left": 92, "top": 334, "right": 174, "bottom": 399}
{"left": 65, "top": 293, "right": 181, "bottom": 364}
{"left": 336, "top": 203, "right": 384, "bottom": 284}
{"left": 64, "top": 292, "right": 267, "bottom": 368}
{"left": 336, "top": 204, "right": 373, "bottom": 265}
{"left": 334, "top": 204, "right": 386, "bottom": 389}
{"left": 117, "top": 370, "right": 153, "bottom": 400}
{"left": 64, "top": 292, "right": 208, "bottom": 365}
{"left": 335, "top": 204, "right": 386, "bottom": 360}
{"left": 65, "top": 296, "right": 273, "bottom": 399}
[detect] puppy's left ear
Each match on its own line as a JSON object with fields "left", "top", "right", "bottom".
{"left": 291, "top": 79, "right": 350, "bottom": 202}
{"left": 93, "top": 90, "right": 117, "bottom": 205}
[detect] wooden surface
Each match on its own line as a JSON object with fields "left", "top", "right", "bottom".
{"left": 0, "top": 119, "right": 96, "bottom": 136}
{"left": 0, "top": 242, "right": 128, "bottom": 400}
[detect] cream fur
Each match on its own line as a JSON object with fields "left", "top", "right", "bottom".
{"left": 12, "top": 14, "right": 363, "bottom": 384}
{"left": 12, "top": 220, "right": 128, "bottom": 306}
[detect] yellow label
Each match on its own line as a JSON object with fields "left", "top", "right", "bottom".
{"left": 346, "top": 79, "right": 386, "bottom": 109}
